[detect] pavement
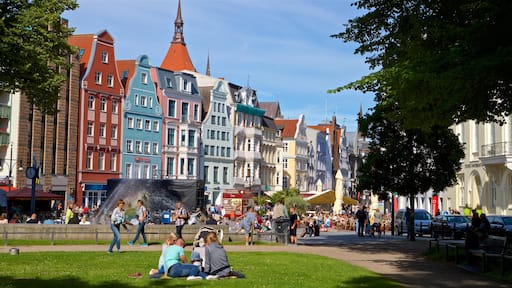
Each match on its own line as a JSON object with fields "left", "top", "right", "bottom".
{"left": 1, "top": 230, "right": 510, "bottom": 288}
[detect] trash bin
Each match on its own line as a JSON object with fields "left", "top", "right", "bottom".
{"left": 161, "top": 210, "right": 171, "bottom": 224}
{"left": 274, "top": 217, "right": 290, "bottom": 244}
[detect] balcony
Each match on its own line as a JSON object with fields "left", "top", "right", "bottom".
{"left": 234, "top": 150, "right": 262, "bottom": 160}
{"left": 480, "top": 142, "right": 512, "bottom": 166}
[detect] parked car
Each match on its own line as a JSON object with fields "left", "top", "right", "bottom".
{"left": 395, "top": 209, "right": 433, "bottom": 236}
{"left": 430, "top": 215, "right": 471, "bottom": 239}
{"left": 487, "top": 215, "right": 512, "bottom": 239}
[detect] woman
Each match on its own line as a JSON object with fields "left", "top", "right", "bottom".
{"left": 108, "top": 199, "right": 125, "bottom": 253}
{"left": 204, "top": 231, "right": 232, "bottom": 278}
{"left": 289, "top": 207, "right": 298, "bottom": 244}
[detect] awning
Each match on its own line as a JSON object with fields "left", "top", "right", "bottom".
{"left": 6, "top": 188, "right": 64, "bottom": 201}
{"left": 343, "top": 196, "right": 359, "bottom": 205}
{"left": 305, "top": 190, "right": 335, "bottom": 205}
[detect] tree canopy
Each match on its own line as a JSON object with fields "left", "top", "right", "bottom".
{"left": 330, "top": 0, "right": 512, "bottom": 130}
{"left": 0, "top": 0, "right": 78, "bottom": 114}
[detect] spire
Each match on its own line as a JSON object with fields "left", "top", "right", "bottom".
{"left": 161, "top": 0, "right": 196, "bottom": 72}
{"left": 205, "top": 50, "right": 211, "bottom": 76}
{"left": 358, "top": 103, "right": 363, "bottom": 119}
{"left": 172, "top": 0, "right": 185, "bottom": 44}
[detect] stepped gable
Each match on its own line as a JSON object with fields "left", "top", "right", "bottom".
{"left": 160, "top": 0, "right": 196, "bottom": 72}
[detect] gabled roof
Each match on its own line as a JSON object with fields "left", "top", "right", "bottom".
{"left": 275, "top": 119, "right": 299, "bottom": 138}
{"left": 116, "top": 60, "right": 136, "bottom": 91}
{"left": 68, "top": 34, "right": 94, "bottom": 74}
{"left": 259, "top": 101, "right": 283, "bottom": 119}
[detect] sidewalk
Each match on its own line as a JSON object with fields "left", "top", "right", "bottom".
{"left": 1, "top": 231, "right": 509, "bottom": 288}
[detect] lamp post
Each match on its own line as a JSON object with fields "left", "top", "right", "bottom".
{"left": 8, "top": 143, "right": 12, "bottom": 195}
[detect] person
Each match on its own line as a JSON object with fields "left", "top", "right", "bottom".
{"left": 204, "top": 231, "right": 231, "bottom": 278}
{"left": 149, "top": 233, "right": 177, "bottom": 276}
{"left": 289, "top": 207, "right": 299, "bottom": 244}
{"left": 355, "top": 206, "right": 367, "bottom": 237}
{"left": 241, "top": 206, "right": 256, "bottom": 245}
{"left": 404, "top": 207, "right": 412, "bottom": 239}
{"left": 273, "top": 200, "right": 287, "bottom": 220}
{"left": 0, "top": 213, "right": 8, "bottom": 224}
{"left": 163, "top": 238, "right": 208, "bottom": 280}
{"left": 372, "top": 208, "right": 383, "bottom": 237}
{"left": 108, "top": 199, "right": 126, "bottom": 253}
{"left": 470, "top": 210, "right": 481, "bottom": 229}
{"left": 128, "top": 199, "right": 148, "bottom": 247}
{"left": 79, "top": 215, "right": 91, "bottom": 225}
{"left": 477, "top": 213, "right": 491, "bottom": 241}
{"left": 26, "top": 213, "right": 38, "bottom": 224}
{"left": 65, "top": 203, "right": 75, "bottom": 224}
{"left": 174, "top": 202, "right": 188, "bottom": 239}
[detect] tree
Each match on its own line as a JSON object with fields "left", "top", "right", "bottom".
{"left": 329, "top": 0, "right": 512, "bottom": 130}
{"left": 0, "top": 0, "right": 78, "bottom": 114}
{"left": 358, "top": 101, "right": 464, "bottom": 240}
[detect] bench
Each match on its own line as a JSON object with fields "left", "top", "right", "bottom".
{"left": 429, "top": 239, "right": 465, "bottom": 263}
{"left": 466, "top": 235, "right": 508, "bottom": 273}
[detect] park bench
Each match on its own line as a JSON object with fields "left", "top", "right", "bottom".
{"left": 464, "top": 235, "right": 508, "bottom": 273}
{"left": 429, "top": 238, "right": 465, "bottom": 263}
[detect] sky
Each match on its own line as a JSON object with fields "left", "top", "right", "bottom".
{"left": 63, "top": 0, "right": 375, "bottom": 131}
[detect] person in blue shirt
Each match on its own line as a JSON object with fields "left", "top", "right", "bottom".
{"left": 241, "top": 206, "right": 256, "bottom": 245}
{"left": 163, "top": 238, "right": 207, "bottom": 280}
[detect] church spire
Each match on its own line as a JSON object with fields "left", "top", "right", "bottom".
{"left": 206, "top": 50, "right": 211, "bottom": 76}
{"left": 172, "top": 0, "right": 185, "bottom": 44}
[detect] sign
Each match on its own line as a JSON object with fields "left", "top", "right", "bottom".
{"left": 0, "top": 189, "right": 6, "bottom": 207}
{"left": 432, "top": 195, "right": 439, "bottom": 216}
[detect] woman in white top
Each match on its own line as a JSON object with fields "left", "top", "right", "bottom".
{"left": 108, "top": 199, "right": 125, "bottom": 253}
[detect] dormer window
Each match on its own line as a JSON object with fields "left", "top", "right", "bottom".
{"left": 141, "top": 72, "right": 148, "bottom": 84}
{"left": 165, "top": 77, "right": 172, "bottom": 88}
{"left": 101, "top": 51, "right": 108, "bottom": 63}
{"left": 183, "top": 79, "right": 188, "bottom": 92}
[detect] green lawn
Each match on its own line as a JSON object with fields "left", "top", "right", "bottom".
{"left": 0, "top": 250, "right": 402, "bottom": 288}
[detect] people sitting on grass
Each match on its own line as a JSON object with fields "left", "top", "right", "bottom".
{"left": 163, "top": 238, "right": 208, "bottom": 280}
{"left": 149, "top": 233, "right": 177, "bottom": 276}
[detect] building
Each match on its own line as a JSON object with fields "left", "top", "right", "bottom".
{"left": 69, "top": 31, "right": 124, "bottom": 207}
{"left": 275, "top": 115, "right": 308, "bottom": 192}
{"left": 117, "top": 55, "right": 162, "bottom": 180}
{"left": 260, "top": 102, "right": 284, "bottom": 195}
{"left": 305, "top": 127, "right": 332, "bottom": 192}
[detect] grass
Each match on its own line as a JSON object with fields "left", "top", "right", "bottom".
{"left": 0, "top": 250, "right": 402, "bottom": 288}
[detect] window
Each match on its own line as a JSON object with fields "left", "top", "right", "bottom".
{"left": 283, "top": 158, "right": 288, "bottom": 169}
{"left": 223, "top": 167, "right": 228, "bottom": 184}
{"left": 99, "top": 123, "right": 106, "bottom": 137}
{"left": 141, "top": 72, "right": 148, "bottom": 84}
{"left": 210, "top": 146, "right": 215, "bottom": 156}
{"left": 110, "top": 152, "right": 116, "bottom": 171}
{"left": 107, "top": 74, "right": 113, "bottom": 87}
{"left": 152, "top": 142, "right": 158, "bottom": 154}
{"left": 222, "top": 117, "right": 226, "bottom": 126}
{"left": 145, "top": 119, "right": 151, "bottom": 130}
{"left": 101, "top": 51, "right": 108, "bottom": 63}
{"left": 204, "top": 145, "right": 209, "bottom": 155}
{"left": 168, "top": 100, "right": 176, "bottom": 117}
{"left": 125, "top": 163, "right": 132, "bottom": 178}
{"left": 214, "top": 167, "right": 219, "bottom": 184}
{"left": 144, "top": 141, "right": 150, "bottom": 154}
{"left": 86, "top": 150, "right": 93, "bottom": 169}
{"left": 283, "top": 142, "right": 288, "bottom": 153}
{"left": 188, "top": 130, "right": 195, "bottom": 147}
{"left": 165, "top": 77, "right": 172, "bottom": 88}
{"left": 181, "top": 102, "right": 189, "bottom": 122}
{"left": 210, "top": 130, "right": 215, "bottom": 139}
{"left": 226, "top": 148, "right": 231, "bottom": 157}
{"left": 212, "top": 116, "right": 216, "bottom": 125}
{"left": 100, "top": 97, "right": 107, "bottom": 112}
{"left": 221, "top": 147, "right": 225, "bottom": 157}
{"left": 153, "top": 120, "right": 159, "bottom": 132}
{"left": 134, "top": 94, "right": 139, "bottom": 106}
{"left": 136, "top": 118, "right": 142, "bottom": 129}
{"left": 98, "top": 151, "right": 105, "bottom": 170}
{"left": 167, "top": 128, "right": 176, "bottom": 146}
{"left": 167, "top": 157, "right": 174, "bottom": 177}
{"left": 276, "top": 172, "right": 280, "bottom": 185}
{"left": 221, "top": 132, "right": 226, "bottom": 141}
{"left": 95, "top": 72, "right": 102, "bottom": 84}
{"left": 135, "top": 140, "right": 142, "bottom": 153}
{"left": 204, "top": 166, "right": 209, "bottom": 183}
{"left": 149, "top": 97, "right": 153, "bottom": 108}
{"left": 180, "top": 158, "right": 185, "bottom": 175}
{"left": 181, "top": 130, "right": 186, "bottom": 146}
{"left": 87, "top": 122, "right": 94, "bottom": 136}
{"left": 88, "top": 95, "right": 95, "bottom": 109}
{"left": 111, "top": 125, "right": 117, "bottom": 139}
{"left": 183, "top": 79, "right": 188, "bottom": 92}
{"left": 247, "top": 139, "right": 251, "bottom": 151}
{"left": 187, "top": 158, "right": 194, "bottom": 176}
{"left": 112, "top": 100, "right": 118, "bottom": 113}
{"left": 141, "top": 95, "right": 147, "bottom": 107}
{"left": 127, "top": 117, "right": 134, "bottom": 128}
{"left": 126, "top": 140, "right": 133, "bottom": 152}
{"left": 193, "top": 104, "right": 199, "bottom": 121}
{"left": 134, "top": 164, "right": 141, "bottom": 179}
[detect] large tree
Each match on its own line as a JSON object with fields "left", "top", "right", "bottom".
{"left": 0, "top": 0, "right": 78, "bottom": 114}
{"left": 330, "top": 0, "right": 512, "bottom": 130}
{"left": 358, "top": 101, "right": 464, "bottom": 240}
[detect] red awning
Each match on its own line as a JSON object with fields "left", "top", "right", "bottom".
{"left": 6, "top": 188, "right": 64, "bottom": 201}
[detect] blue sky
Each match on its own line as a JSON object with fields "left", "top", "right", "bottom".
{"left": 63, "top": 0, "right": 375, "bottom": 131}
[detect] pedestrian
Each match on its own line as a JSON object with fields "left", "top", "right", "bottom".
{"left": 241, "top": 206, "right": 256, "bottom": 245}
{"left": 108, "top": 199, "right": 126, "bottom": 253}
{"left": 289, "top": 206, "right": 299, "bottom": 244}
{"left": 174, "top": 201, "right": 188, "bottom": 239}
{"left": 128, "top": 199, "right": 148, "bottom": 247}
{"left": 355, "top": 206, "right": 367, "bottom": 237}
{"left": 65, "top": 203, "right": 75, "bottom": 224}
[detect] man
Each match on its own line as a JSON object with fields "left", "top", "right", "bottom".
{"left": 174, "top": 202, "right": 188, "bottom": 239}
{"left": 163, "top": 238, "right": 207, "bottom": 280}
{"left": 242, "top": 206, "right": 256, "bottom": 245}
{"left": 355, "top": 206, "right": 367, "bottom": 237}
{"left": 128, "top": 199, "right": 148, "bottom": 247}
{"left": 26, "top": 213, "right": 38, "bottom": 224}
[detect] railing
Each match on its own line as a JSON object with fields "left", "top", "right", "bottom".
{"left": 480, "top": 142, "right": 512, "bottom": 157}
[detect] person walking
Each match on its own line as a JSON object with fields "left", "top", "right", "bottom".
{"left": 356, "top": 206, "right": 367, "bottom": 237}
{"left": 108, "top": 199, "right": 126, "bottom": 253}
{"left": 289, "top": 207, "right": 299, "bottom": 244}
{"left": 128, "top": 199, "right": 148, "bottom": 247}
{"left": 174, "top": 201, "right": 188, "bottom": 239}
{"left": 241, "top": 206, "right": 256, "bottom": 245}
